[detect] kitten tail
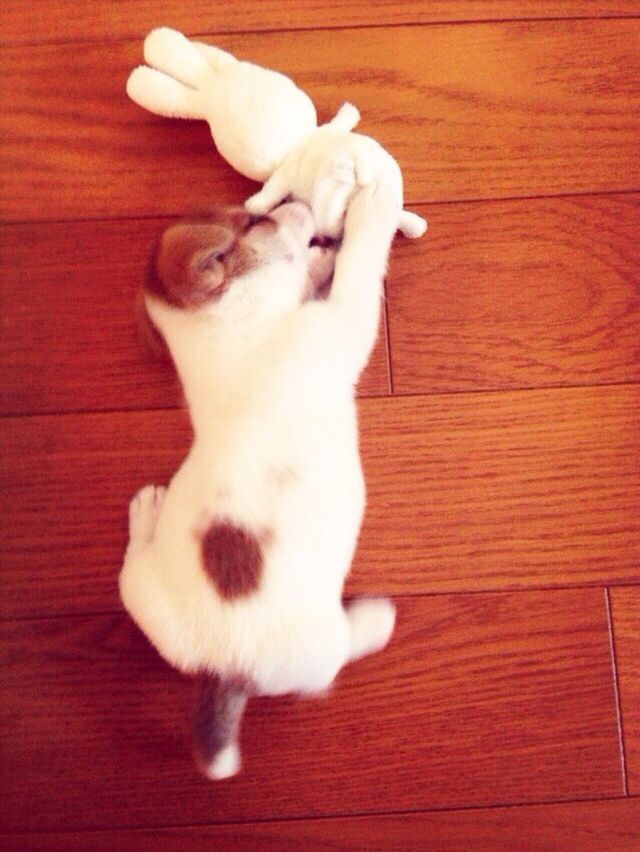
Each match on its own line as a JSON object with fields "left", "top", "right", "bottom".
{"left": 192, "top": 673, "right": 251, "bottom": 780}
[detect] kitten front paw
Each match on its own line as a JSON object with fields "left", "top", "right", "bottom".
{"left": 345, "top": 181, "right": 401, "bottom": 241}
{"left": 128, "top": 484, "right": 166, "bottom": 548}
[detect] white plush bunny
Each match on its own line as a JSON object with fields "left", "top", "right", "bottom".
{"left": 127, "top": 27, "right": 427, "bottom": 238}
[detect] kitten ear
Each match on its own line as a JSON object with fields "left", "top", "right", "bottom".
{"left": 149, "top": 221, "right": 234, "bottom": 308}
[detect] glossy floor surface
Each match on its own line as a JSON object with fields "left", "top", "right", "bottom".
{"left": 1, "top": 2, "right": 638, "bottom": 849}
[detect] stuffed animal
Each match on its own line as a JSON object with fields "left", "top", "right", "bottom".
{"left": 126, "top": 27, "right": 427, "bottom": 239}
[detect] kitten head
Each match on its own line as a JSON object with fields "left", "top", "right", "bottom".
{"left": 145, "top": 202, "right": 334, "bottom": 325}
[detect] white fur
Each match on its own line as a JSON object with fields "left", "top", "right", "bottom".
{"left": 346, "top": 598, "right": 396, "bottom": 662}
{"left": 120, "top": 186, "right": 398, "bottom": 702}
{"left": 246, "top": 124, "right": 424, "bottom": 239}
{"left": 126, "top": 28, "right": 427, "bottom": 238}
{"left": 127, "top": 27, "right": 317, "bottom": 181}
{"left": 206, "top": 744, "right": 241, "bottom": 780}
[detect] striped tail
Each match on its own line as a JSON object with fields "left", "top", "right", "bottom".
{"left": 192, "top": 673, "right": 251, "bottom": 780}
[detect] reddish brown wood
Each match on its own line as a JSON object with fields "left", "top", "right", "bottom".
{"left": 2, "top": 21, "right": 639, "bottom": 223}
{"left": 388, "top": 194, "right": 640, "bottom": 394}
{"left": 610, "top": 587, "right": 640, "bottom": 794}
{"left": 4, "top": 797, "right": 640, "bottom": 851}
{"left": 4, "top": 195, "right": 639, "bottom": 416}
{"left": 2, "top": 1, "right": 638, "bottom": 45}
{"left": 2, "top": 7, "right": 638, "bottom": 839}
{"left": 358, "top": 385, "right": 640, "bottom": 595}
{"left": 0, "top": 219, "right": 388, "bottom": 416}
{"left": 0, "top": 589, "right": 623, "bottom": 831}
{"left": 1, "top": 385, "right": 638, "bottom": 620}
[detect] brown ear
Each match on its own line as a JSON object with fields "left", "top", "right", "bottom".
{"left": 147, "top": 222, "right": 235, "bottom": 309}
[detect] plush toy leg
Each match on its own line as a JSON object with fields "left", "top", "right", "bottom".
{"left": 345, "top": 597, "right": 396, "bottom": 663}
{"left": 313, "top": 156, "right": 358, "bottom": 238}
{"left": 126, "top": 66, "right": 205, "bottom": 120}
{"left": 143, "top": 27, "right": 210, "bottom": 87}
{"left": 398, "top": 209, "right": 428, "bottom": 238}
{"left": 326, "top": 102, "right": 361, "bottom": 132}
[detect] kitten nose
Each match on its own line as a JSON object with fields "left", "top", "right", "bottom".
{"left": 271, "top": 201, "right": 315, "bottom": 242}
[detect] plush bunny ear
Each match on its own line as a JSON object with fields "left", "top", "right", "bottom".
{"left": 192, "top": 42, "right": 238, "bottom": 72}
{"left": 148, "top": 221, "right": 236, "bottom": 308}
{"left": 143, "top": 27, "right": 211, "bottom": 86}
{"left": 126, "top": 66, "right": 205, "bottom": 119}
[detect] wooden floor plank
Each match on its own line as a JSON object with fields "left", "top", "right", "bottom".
{"left": 0, "top": 589, "right": 623, "bottom": 831}
{"left": 610, "top": 587, "right": 640, "bottom": 794}
{"left": 388, "top": 194, "right": 640, "bottom": 394}
{"left": 360, "top": 386, "right": 639, "bottom": 595}
{"left": 4, "top": 798, "right": 640, "bottom": 852}
{"left": 1, "top": 385, "right": 638, "bottom": 621}
{"left": 2, "top": 20, "right": 639, "bottom": 223}
{"left": 2, "top": 1, "right": 638, "bottom": 46}
{"left": 3, "top": 194, "right": 638, "bottom": 416}
{"left": 0, "top": 219, "right": 389, "bottom": 416}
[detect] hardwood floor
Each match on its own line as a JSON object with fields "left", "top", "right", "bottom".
{"left": 1, "top": 2, "right": 638, "bottom": 848}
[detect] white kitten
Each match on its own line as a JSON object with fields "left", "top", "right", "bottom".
{"left": 120, "top": 186, "right": 399, "bottom": 779}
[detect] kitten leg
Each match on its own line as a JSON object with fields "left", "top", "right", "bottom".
{"left": 126, "top": 484, "right": 166, "bottom": 560}
{"left": 345, "top": 597, "right": 396, "bottom": 663}
{"left": 245, "top": 170, "right": 291, "bottom": 216}
{"left": 326, "top": 181, "right": 399, "bottom": 378}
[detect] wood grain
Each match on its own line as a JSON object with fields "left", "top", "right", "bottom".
{"left": 3, "top": 195, "right": 638, "bottom": 417}
{"left": 359, "top": 386, "right": 640, "bottom": 594}
{"left": 1, "top": 385, "right": 638, "bottom": 620}
{"left": 610, "top": 587, "right": 640, "bottom": 794}
{"left": 2, "top": 1, "right": 638, "bottom": 45}
{"left": 0, "top": 589, "right": 623, "bottom": 831}
{"left": 0, "top": 219, "right": 389, "bottom": 416}
{"left": 2, "top": 20, "right": 639, "bottom": 223}
{"left": 4, "top": 797, "right": 640, "bottom": 851}
{"left": 2, "top": 1, "right": 638, "bottom": 841}
{"left": 388, "top": 194, "right": 640, "bottom": 394}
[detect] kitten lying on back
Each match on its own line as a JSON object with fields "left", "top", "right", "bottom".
{"left": 120, "top": 184, "right": 399, "bottom": 779}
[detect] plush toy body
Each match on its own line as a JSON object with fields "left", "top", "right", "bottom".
{"left": 127, "top": 28, "right": 427, "bottom": 238}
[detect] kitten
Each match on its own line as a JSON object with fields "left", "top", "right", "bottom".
{"left": 120, "top": 186, "right": 399, "bottom": 780}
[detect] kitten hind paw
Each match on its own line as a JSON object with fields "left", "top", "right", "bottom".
{"left": 346, "top": 597, "right": 396, "bottom": 663}
{"left": 128, "top": 484, "right": 166, "bottom": 550}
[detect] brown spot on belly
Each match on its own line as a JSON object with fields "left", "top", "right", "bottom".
{"left": 200, "top": 521, "right": 265, "bottom": 600}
